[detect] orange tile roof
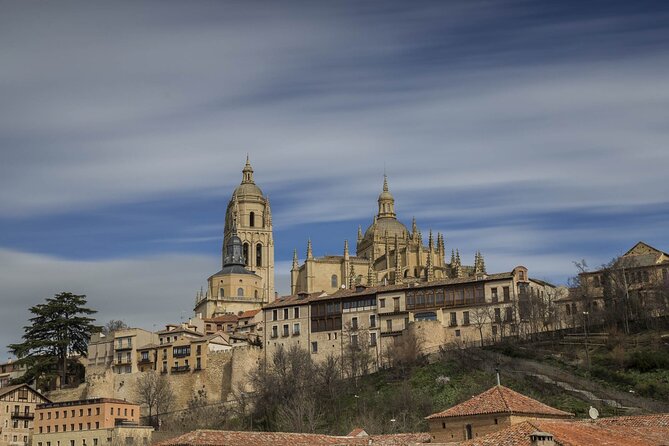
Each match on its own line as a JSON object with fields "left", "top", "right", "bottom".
{"left": 462, "top": 414, "right": 669, "bottom": 446}
{"left": 426, "top": 385, "right": 573, "bottom": 420}
{"left": 156, "top": 430, "right": 431, "bottom": 446}
{"left": 238, "top": 309, "right": 261, "bottom": 319}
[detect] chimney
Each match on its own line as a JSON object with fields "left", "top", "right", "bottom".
{"left": 530, "top": 431, "right": 555, "bottom": 446}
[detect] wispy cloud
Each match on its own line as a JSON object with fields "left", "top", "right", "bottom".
{"left": 1, "top": 0, "right": 668, "bottom": 357}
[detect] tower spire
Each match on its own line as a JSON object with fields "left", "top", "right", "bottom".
{"left": 292, "top": 249, "right": 299, "bottom": 270}
{"left": 242, "top": 156, "right": 254, "bottom": 184}
{"left": 306, "top": 238, "right": 313, "bottom": 260}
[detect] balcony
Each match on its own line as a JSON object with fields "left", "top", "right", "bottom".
{"left": 11, "top": 412, "right": 34, "bottom": 419}
{"left": 115, "top": 358, "right": 132, "bottom": 365}
{"left": 173, "top": 352, "right": 190, "bottom": 358}
{"left": 138, "top": 357, "right": 153, "bottom": 364}
{"left": 171, "top": 365, "right": 190, "bottom": 373}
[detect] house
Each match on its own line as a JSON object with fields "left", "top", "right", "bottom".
{"left": 425, "top": 385, "right": 573, "bottom": 443}
{"left": 0, "top": 384, "right": 51, "bottom": 446}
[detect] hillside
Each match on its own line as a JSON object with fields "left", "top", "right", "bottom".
{"left": 314, "top": 329, "right": 669, "bottom": 435}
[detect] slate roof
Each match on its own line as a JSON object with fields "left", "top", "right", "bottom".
{"left": 426, "top": 385, "right": 573, "bottom": 420}
{"left": 155, "top": 430, "right": 432, "bottom": 446}
{"left": 462, "top": 414, "right": 669, "bottom": 446}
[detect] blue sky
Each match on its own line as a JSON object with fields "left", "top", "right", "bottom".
{"left": 1, "top": 0, "right": 669, "bottom": 358}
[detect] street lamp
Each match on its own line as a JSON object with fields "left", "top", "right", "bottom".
{"left": 583, "top": 311, "right": 590, "bottom": 370}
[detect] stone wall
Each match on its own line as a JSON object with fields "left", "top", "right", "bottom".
{"left": 70, "top": 346, "right": 262, "bottom": 416}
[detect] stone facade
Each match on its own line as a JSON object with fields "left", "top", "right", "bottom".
{"left": 291, "top": 176, "right": 485, "bottom": 295}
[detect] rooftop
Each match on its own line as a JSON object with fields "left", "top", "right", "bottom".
{"left": 426, "top": 385, "right": 573, "bottom": 420}
{"left": 462, "top": 414, "right": 669, "bottom": 446}
{"left": 156, "top": 430, "right": 432, "bottom": 446}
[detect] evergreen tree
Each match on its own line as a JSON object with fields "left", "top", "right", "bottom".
{"left": 8, "top": 292, "right": 99, "bottom": 389}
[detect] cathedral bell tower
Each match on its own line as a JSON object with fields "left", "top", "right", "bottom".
{"left": 222, "top": 157, "right": 275, "bottom": 302}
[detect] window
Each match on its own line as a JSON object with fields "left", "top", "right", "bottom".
{"left": 196, "top": 357, "right": 201, "bottom": 370}
{"left": 503, "top": 286, "right": 510, "bottom": 302}
{"left": 237, "top": 287, "right": 244, "bottom": 297}
{"left": 566, "top": 304, "right": 571, "bottom": 315}
{"left": 386, "top": 319, "right": 392, "bottom": 331}
{"left": 505, "top": 307, "right": 513, "bottom": 322}
{"left": 271, "top": 326, "right": 278, "bottom": 338}
{"left": 219, "top": 288, "right": 224, "bottom": 298}
{"left": 94, "top": 440, "right": 98, "bottom": 446}
{"left": 256, "top": 243, "right": 262, "bottom": 267}
{"left": 449, "top": 312, "right": 457, "bottom": 327}
{"left": 491, "top": 287, "right": 498, "bottom": 303}
{"left": 455, "top": 329, "right": 461, "bottom": 337}
{"left": 463, "top": 311, "right": 470, "bottom": 326}
{"left": 95, "top": 422, "right": 100, "bottom": 429}
{"left": 293, "top": 323, "right": 300, "bottom": 335}
{"left": 369, "top": 314, "right": 376, "bottom": 328}
{"left": 393, "top": 297, "right": 400, "bottom": 312}
{"left": 351, "top": 334, "right": 358, "bottom": 348}
{"left": 173, "top": 346, "right": 191, "bottom": 357}
{"left": 242, "top": 243, "right": 249, "bottom": 265}
{"left": 272, "top": 309, "right": 278, "bottom": 321}
{"left": 492, "top": 325, "right": 498, "bottom": 337}
{"left": 351, "top": 317, "right": 358, "bottom": 330}
{"left": 518, "top": 270, "right": 525, "bottom": 281}
{"left": 294, "top": 307, "right": 300, "bottom": 319}
{"left": 311, "top": 342, "right": 318, "bottom": 353}
{"left": 331, "top": 275, "right": 338, "bottom": 288}
{"left": 283, "top": 308, "right": 289, "bottom": 320}
{"left": 369, "top": 332, "right": 377, "bottom": 346}
{"left": 282, "top": 324, "right": 289, "bottom": 337}
{"left": 494, "top": 308, "right": 501, "bottom": 322}
{"left": 380, "top": 298, "right": 385, "bottom": 308}
{"left": 249, "top": 211, "right": 255, "bottom": 227}
{"left": 466, "top": 424, "right": 473, "bottom": 440}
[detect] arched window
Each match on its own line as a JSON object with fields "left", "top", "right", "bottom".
{"left": 219, "top": 288, "right": 224, "bottom": 298}
{"left": 254, "top": 290, "right": 259, "bottom": 299}
{"left": 249, "top": 212, "right": 255, "bottom": 227}
{"left": 404, "top": 270, "right": 408, "bottom": 278}
{"left": 256, "top": 244, "right": 262, "bottom": 267}
{"left": 331, "top": 275, "right": 338, "bottom": 288}
{"left": 242, "top": 243, "right": 249, "bottom": 266}
{"left": 237, "top": 288, "right": 244, "bottom": 297}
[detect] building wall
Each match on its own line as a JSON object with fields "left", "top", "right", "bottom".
{"left": 33, "top": 426, "right": 152, "bottom": 446}
{"left": 35, "top": 400, "right": 140, "bottom": 434}
{"left": 428, "top": 414, "right": 513, "bottom": 443}
{"left": 0, "top": 386, "right": 49, "bottom": 446}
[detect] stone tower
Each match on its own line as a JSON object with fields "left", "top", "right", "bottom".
{"left": 223, "top": 157, "right": 275, "bottom": 302}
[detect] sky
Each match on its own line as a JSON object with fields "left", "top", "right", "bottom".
{"left": 1, "top": 0, "right": 668, "bottom": 359}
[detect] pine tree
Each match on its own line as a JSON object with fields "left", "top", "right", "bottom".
{"left": 9, "top": 292, "right": 98, "bottom": 389}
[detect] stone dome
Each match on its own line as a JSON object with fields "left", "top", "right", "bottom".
{"left": 364, "top": 217, "right": 409, "bottom": 240}
{"left": 233, "top": 182, "right": 263, "bottom": 197}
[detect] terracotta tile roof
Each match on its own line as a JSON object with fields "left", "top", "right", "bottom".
{"left": 425, "top": 385, "right": 573, "bottom": 420}
{"left": 155, "top": 430, "right": 431, "bottom": 446}
{"left": 263, "top": 291, "right": 327, "bottom": 309}
{"left": 238, "top": 309, "right": 261, "bottom": 319}
{"left": 462, "top": 415, "right": 669, "bottom": 446}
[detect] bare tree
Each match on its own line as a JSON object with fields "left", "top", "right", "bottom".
{"left": 470, "top": 307, "right": 490, "bottom": 347}
{"left": 102, "top": 320, "right": 128, "bottom": 335}
{"left": 341, "top": 322, "right": 373, "bottom": 385}
{"left": 134, "top": 371, "right": 174, "bottom": 429}
{"left": 384, "top": 328, "right": 425, "bottom": 378}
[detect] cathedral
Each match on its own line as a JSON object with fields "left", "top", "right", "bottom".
{"left": 195, "top": 158, "right": 486, "bottom": 318}
{"left": 290, "top": 175, "right": 487, "bottom": 295}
